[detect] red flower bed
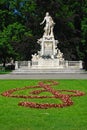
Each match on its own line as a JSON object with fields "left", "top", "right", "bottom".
{"left": 1, "top": 80, "right": 85, "bottom": 109}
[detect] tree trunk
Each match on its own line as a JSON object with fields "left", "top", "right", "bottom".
{"left": 84, "top": 55, "right": 87, "bottom": 70}
{"left": 3, "top": 59, "right": 6, "bottom": 67}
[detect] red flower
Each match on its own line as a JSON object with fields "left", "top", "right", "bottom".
{"left": 1, "top": 80, "right": 85, "bottom": 109}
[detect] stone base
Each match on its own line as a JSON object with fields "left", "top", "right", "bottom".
{"left": 12, "top": 67, "right": 85, "bottom": 74}
{"left": 32, "top": 58, "right": 65, "bottom": 69}
{"left": 14, "top": 60, "right": 83, "bottom": 73}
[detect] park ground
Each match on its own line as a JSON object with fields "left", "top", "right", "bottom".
{"left": 0, "top": 79, "right": 87, "bottom": 130}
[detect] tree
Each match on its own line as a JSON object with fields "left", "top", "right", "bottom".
{"left": 0, "top": 32, "right": 15, "bottom": 67}
{"left": 0, "top": 22, "right": 29, "bottom": 66}
{"left": 81, "top": 0, "right": 87, "bottom": 69}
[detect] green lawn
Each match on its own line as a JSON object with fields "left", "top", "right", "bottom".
{"left": 0, "top": 70, "right": 11, "bottom": 74}
{"left": 0, "top": 80, "right": 87, "bottom": 130}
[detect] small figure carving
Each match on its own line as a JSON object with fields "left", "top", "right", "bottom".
{"left": 10, "top": 57, "right": 14, "bottom": 64}
{"left": 57, "top": 50, "right": 63, "bottom": 60}
{"left": 32, "top": 53, "right": 39, "bottom": 61}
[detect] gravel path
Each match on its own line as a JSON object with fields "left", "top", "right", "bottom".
{"left": 0, "top": 73, "right": 87, "bottom": 79}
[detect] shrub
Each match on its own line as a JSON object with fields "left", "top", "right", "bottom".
{"left": 5, "top": 64, "right": 15, "bottom": 70}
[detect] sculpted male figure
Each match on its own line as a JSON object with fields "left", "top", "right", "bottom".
{"left": 40, "top": 12, "right": 55, "bottom": 37}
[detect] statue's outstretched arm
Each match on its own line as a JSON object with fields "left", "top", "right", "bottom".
{"left": 40, "top": 18, "right": 45, "bottom": 25}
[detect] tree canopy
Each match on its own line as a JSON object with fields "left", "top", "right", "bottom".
{"left": 0, "top": 0, "right": 87, "bottom": 69}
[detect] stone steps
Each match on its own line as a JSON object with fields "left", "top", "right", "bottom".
{"left": 11, "top": 68, "right": 86, "bottom": 74}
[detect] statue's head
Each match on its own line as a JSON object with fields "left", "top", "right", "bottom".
{"left": 46, "top": 12, "right": 49, "bottom": 16}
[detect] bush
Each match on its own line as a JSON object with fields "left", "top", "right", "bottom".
{"left": 5, "top": 64, "right": 15, "bottom": 70}
{"left": 0, "top": 66, "right": 5, "bottom": 71}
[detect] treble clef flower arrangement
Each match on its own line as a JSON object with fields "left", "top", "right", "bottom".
{"left": 1, "top": 80, "right": 85, "bottom": 109}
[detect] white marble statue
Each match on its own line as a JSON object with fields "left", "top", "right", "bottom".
{"left": 32, "top": 53, "right": 39, "bottom": 61}
{"left": 56, "top": 50, "right": 64, "bottom": 60}
{"left": 40, "top": 12, "right": 55, "bottom": 37}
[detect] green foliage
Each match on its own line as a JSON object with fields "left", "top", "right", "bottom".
{"left": 0, "top": 30, "right": 15, "bottom": 67}
{"left": 0, "top": 22, "right": 31, "bottom": 66}
{"left": 0, "top": 10, "right": 14, "bottom": 30}
{"left": 81, "top": 1, "right": 87, "bottom": 69}
{"left": 4, "top": 22, "right": 26, "bottom": 42}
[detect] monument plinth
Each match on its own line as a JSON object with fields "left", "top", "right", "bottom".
{"left": 38, "top": 37, "right": 58, "bottom": 57}
{"left": 32, "top": 12, "right": 64, "bottom": 68}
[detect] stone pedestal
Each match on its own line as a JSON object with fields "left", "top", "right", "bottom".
{"left": 15, "top": 61, "right": 18, "bottom": 69}
{"left": 79, "top": 61, "right": 83, "bottom": 69}
{"left": 40, "top": 37, "right": 56, "bottom": 56}
{"left": 38, "top": 36, "right": 58, "bottom": 58}
{"left": 32, "top": 35, "right": 64, "bottom": 69}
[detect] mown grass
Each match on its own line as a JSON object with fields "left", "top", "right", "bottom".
{"left": 0, "top": 70, "right": 11, "bottom": 74}
{"left": 0, "top": 80, "right": 87, "bottom": 130}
